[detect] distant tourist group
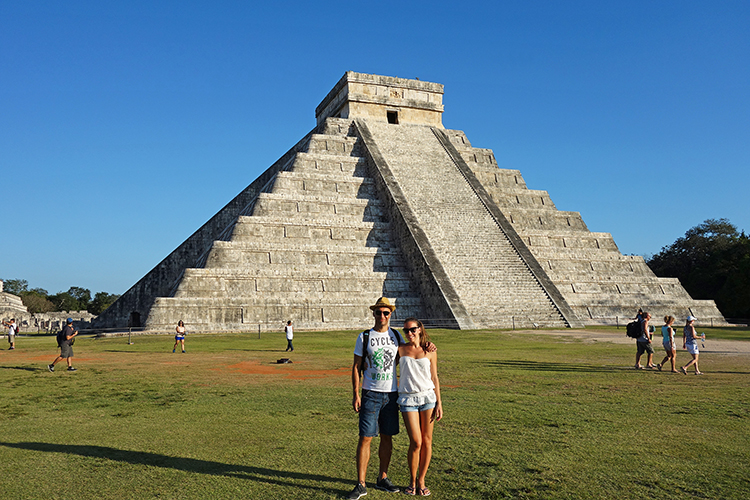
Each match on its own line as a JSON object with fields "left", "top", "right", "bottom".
{"left": 633, "top": 309, "right": 704, "bottom": 375}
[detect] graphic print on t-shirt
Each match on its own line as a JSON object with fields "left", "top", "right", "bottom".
{"left": 370, "top": 347, "right": 395, "bottom": 374}
{"left": 356, "top": 328, "right": 402, "bottom": 392}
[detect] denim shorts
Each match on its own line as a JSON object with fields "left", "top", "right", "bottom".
{"left": 359, "top": 390, "right": 399, "bottom": 437}
{"left": 399, "top": 401, "right": 436, "bottom": 413}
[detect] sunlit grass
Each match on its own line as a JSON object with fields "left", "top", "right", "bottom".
{"left": 1, "top": 329, "right": 748, "bottom": 499}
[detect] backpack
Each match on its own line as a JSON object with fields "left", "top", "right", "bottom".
{"left": 56, "top": 330, "right": 66, "bottom": 347}
{"left": 626, "top": 321, "right": 642, "bottom": 338}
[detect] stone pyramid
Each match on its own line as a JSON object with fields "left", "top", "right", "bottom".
{"left": 95, "top": 72, "right": 725, "bottom": 332}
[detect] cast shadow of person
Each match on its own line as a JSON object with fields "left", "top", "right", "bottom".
{"left": 0, "top": 441, "right": 349, "bottom": 495}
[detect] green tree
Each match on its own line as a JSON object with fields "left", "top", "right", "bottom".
{"left": 20, "top": 291, "right": 55, "bottom": 314}
{"left": 647, "top": 219, "right": 750, "bottom": 318}
{"left": 89, "top": 292, "right": 121, "bottom": 315}
{"left": 67, "top": 286, "right": 92, "bottom": 310}
{"left": 49, "top": 291, "right": 80, "bottom": 312}
{"left": 2, "top": 278, "right": 28, "bottom": 295}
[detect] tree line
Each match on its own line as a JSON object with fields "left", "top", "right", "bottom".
{"left": 2, "top": 279, "right": 120, "bottom": 316}
{"left": 646, "top": 218, "right": 750, "bottom": 319}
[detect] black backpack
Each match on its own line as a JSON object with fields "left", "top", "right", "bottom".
{"left": 626, "top": 321, "right": 641, "bottom": 338}
{"left": 56, "top": 330, "right": 66, "bottom": 347}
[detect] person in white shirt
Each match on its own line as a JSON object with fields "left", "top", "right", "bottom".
{"left": 348, "top": 297, "right": 405, "bottom": 500}
{"left": 284, "top": 320, "right": 294, "bottom": 352}
{"left": 397, "top": 318, "right": 442, "bottom": 496}
{"left": 2, "top": 318, "right": 17, "bottom": 350}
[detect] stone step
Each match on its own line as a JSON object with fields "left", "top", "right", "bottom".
{"left": 307, "top": 134, "right": 361, "bottom": 156}
{"left": 230, "top": 217, "right": 395, "bottom": 246}
{"left": 289, "top": 153, "right": 369, "bottom": 177}
{"left": 206, "top": 246, "right": 409, "bottom": 270}
{"left": 252, "top": 193, "right": 387, "bottom": 221}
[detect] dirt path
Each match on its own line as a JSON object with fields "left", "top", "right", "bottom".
{"left": 516, "top": 328, "right": 750, "bottom": 354}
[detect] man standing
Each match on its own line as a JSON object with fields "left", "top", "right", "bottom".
{"left": 48, "top": 318, "right": 78, "bottom": 372}
{"left": 348, "top": 297, "right": 403, "bottom": 499}
{"left": 2, "top": 318, "right": 17, "bottom": 350}
{"left": 635, "top": 312, "right": 655, "bottom": 369}
{"left": 284, "top": 320, "right": 294, "bottom": 352}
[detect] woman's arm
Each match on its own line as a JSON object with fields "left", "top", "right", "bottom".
{"left": 429, "top": 350, "right": 442, "bottom": 422}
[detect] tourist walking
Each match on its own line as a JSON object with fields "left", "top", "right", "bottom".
{"left": 657, "top": 315, "right": 678, "bottom": 372}
{"left": 173, "top": 320, "right": 186, "bottom": 353}
{"left": 48, "top": 318, "right": 78, "bottom": 372}
{"left": 398, "top": 318, "right": 442, "bottom": 497}
{"left": 634, "top": 312, "right": 656, "bottom": 369}
{"left": 284, "top": 320, "right": 294, "bottom": 352}
{"left": 2, "top": 318, "right": 17, "bottom": 350}
{"left": 681, "top": 316, "right": 703, "bottom": 375}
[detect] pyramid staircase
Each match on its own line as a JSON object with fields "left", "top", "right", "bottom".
{"left": 144, "top": 119, "right": 427, "bottom": 331}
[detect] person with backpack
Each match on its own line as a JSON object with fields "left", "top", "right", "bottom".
{"left": 48, "top": 318, "right": 78, "bottom": 372}
{"left": 2, "top": 318, "right": 18, "bottom": 350}
{"left": 634, "top": 312, "right": 656, "bottom": 369}
{"left": 347, "top": 297, "right": 436, "bottom": 500}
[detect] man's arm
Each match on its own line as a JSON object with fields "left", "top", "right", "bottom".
{"left": 642, "top": 320, "right": 651, "bottom": 342}
{"left": 351, "top": 354, "right": 362, "bottom": 412}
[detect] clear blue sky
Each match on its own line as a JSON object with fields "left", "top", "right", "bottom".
{"left": 2, "top": 1, "right": 748, "bottom": 296}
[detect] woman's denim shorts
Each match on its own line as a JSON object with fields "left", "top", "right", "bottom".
{"left": 399, "top": 401, "right": 436, "bottom": 413}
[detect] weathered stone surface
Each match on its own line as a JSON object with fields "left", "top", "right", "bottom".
{"left": 94, "top": 72, "right": 726, "bottom": 331}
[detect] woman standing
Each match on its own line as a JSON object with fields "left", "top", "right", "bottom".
{"left": 680, "top": 316, "right": 702, "bottom": 375}
{"left": 173, "top": 320, "right": 186, "bottom": 353}
{"left": 657, "top": 316, "right": 678, "bottom": 372}
{"left": 398, "top": 318, "right": 442, "bottom": 496}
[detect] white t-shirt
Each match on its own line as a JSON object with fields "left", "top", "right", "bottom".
{"left": 354, "top": 328, "right": 403, "bottom": 392}
{"left": 285, "top": 325, "right": 293, "bottom": 340}
{"left": 8, "top": 324, "right": 17, "bottom": 336}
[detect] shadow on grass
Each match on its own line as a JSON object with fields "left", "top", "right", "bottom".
{"left": 0, "top": 366, "right": 38, "bottom": 372}
{"left": 0, "top": 442, "right": 350, "bottom": 494}
{"left": 486, "top": 360, "right": 629, "bottom": 373}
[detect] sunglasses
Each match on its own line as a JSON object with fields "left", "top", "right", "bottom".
{"left": 374, "top": 310, "right": 391, "bottom": 317}
{"left": 404, "top": 326, "right": 419, "bottom": 333}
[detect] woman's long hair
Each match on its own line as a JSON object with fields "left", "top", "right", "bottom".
{"left": 403, "top": 317, "right": 431, "bottom": 351}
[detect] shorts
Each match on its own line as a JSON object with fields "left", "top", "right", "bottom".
{"left": 686, "top": 343, "right": 699, "bottom": 355}
{"left": 400, "top": 401, "right": 436, "bottom": 413}
{"left": 60, "top": 344, "right": 74, "bottom": 358}
{"left": 663, "top": 341, "right": 675, "bottom": 353}
{"left": 175, "top": 335, "right": 185, "bottom": 341}
{"left": 359, "top": 390, "right": 399, "bottom": 438}
{"left": 636, "top": 341, "right": 654, "bottom": 355}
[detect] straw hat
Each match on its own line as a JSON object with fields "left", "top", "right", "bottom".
{"left": 369, "top": 297, "right": 396, "bottom": 312}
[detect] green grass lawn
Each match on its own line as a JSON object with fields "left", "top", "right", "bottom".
{"left": 1, "top": 329, "right": 748, "bottom": 499}
{"left": 586, "top": 324, "right": 750, "bottom": 342}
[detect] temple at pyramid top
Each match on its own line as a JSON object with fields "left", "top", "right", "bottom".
{"left": 94, "top": 71, "right": 726, "bottom": 332}
{"left": 315, "top": 72, "right": 445, "bottom": 127}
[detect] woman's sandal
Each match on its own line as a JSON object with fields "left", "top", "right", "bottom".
{"left": 417, "top": 486, "right": 431, "bottom": 496}
{"left": 404, "top": 486, "right": 416, "bottom": 495}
